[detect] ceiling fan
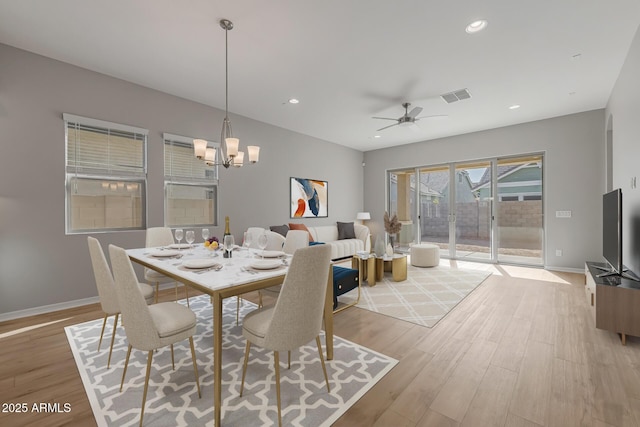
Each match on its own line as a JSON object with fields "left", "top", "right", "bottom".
{"left": 373, "top": 102, "right": 447, "bottom": 131}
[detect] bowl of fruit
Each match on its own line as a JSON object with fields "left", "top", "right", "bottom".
{"left": 204, "top": 236, "right": 219, "bottom": 251}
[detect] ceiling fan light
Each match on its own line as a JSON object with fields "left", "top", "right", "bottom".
{"left": 193, "top": 139, "right": 208, "bottom": 159}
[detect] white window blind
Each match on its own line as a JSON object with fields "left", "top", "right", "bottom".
{"left": 65, "top": 114, "right": 147, "bottom": 177}
{"left": 164, "top": 133, "right": 218, "bottom": 182}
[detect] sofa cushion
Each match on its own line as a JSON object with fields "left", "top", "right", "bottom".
{"left": 288, "top": 223, "right": 314, "bottom": 242}
{"left": 337, "top": 221, "right": 356, "bottom": 240}
{"left": 269, "top": 224, "right": 289, "bottom": 237}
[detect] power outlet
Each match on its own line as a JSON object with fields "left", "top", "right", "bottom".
{"left": 556, "top": 249, "right": 563, "bottom": 257}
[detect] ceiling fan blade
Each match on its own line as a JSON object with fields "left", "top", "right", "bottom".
{"left": 376, "top": 123, "right": 400, "bottom": 131}
{"left": 372, "top": 116, "right": 398, "bottom": 121}
{"left": 407, "top": 106, "right": 423, "bottom": 119}
{"left": 416, "top": 114, "right": 448, "bottom": 120}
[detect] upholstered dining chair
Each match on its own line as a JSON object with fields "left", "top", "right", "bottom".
{"left": 259, "top": 229, "right": 310, "bottom": 307}
{"left": 87, "top": 236, "right": 155, "bottom": 368}
{"left": 239, "top": 244, "right": 332, "bottom": 427}
{"left": 109, "top": 244, "right": 201, "bottom": 427}
{"left": 145, "top": 227, "right": 189, "bottom": 307}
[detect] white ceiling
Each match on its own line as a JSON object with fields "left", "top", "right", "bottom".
{"left": 1, "top": 1, "right": 639, "bottom": 151}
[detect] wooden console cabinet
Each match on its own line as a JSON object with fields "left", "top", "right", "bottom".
{"left": 585, "top": 262, "right": 640, "bottom": 345}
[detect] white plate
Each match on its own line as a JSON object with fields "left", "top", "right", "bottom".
{"left": 169, "top": 243, "right": 192, "bottom": 249}
{"left": 183, "top": 258, "right": 219, "bottom": 269}
{"left": 149, "top": 249, "right": 180, "bottom": 257}
{"left": 250, "top": 260, "right": 282, "bottom": 270}
{"left": 260, "top": 250, "right": 286, "bottom": 258}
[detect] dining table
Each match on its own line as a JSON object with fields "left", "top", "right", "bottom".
{"left": 126, "top": 244, "right": 335, "bottom": 427}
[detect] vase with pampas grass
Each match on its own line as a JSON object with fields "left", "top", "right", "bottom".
{"left": 383, "top": 211, "right": 402, "bottom": 250}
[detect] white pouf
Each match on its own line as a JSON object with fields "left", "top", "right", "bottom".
{"left": 410, "top": 243, "right": 440, "bottom": 267}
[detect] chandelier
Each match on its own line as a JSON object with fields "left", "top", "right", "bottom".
{"left": 194, "top": 19, "right": 260, "bottom": 168}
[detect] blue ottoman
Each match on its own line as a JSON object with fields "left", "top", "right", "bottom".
{"left": 333, "top": 266, "right": 359, "bottom": 311}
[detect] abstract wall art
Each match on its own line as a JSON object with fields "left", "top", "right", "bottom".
{"left": 290, "top": 177, "right": 328, "bottom": 218}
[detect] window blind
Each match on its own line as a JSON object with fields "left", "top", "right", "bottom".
{"left": 65, "top": 114, "right": 147, "bottom": 177}
{"left": 164, "top": 133, "right": 218, "bottom": 183}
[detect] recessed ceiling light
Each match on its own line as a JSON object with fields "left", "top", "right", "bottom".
{"left": 465, "top": 20, "right": 488, "bottom": 34}
{"left": 288, "top": 98, "right": 300, "bottom": 104}
{"left": 509, "top": 104, "right": 520, "bottom": 110}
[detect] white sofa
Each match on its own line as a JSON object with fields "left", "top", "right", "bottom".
{"left": 245, "top": 224, "right": 370, "bottom": 260}
{"left": 306, "top": 224, "right": 370, "bottom": 260}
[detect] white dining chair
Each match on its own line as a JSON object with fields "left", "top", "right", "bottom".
{"left": 239, "top": 244, "right": 332, "bottom": 427}
{"left": 145, "top": 227, "right": 189, "bottom": 307}
{"left": 87, "top": 236, "right": 155, "bottom": 368}
{"left": 109, "top": 244, "right": 201, "bottom": 427}
{"left": 259, "top": 229, "right": 310, "bottom": 307}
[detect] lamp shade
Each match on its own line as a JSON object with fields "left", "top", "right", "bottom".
{"left": 193, "top": 139, "right": 208, "bottom": 159}
{"left": 225, "top": 138, "right": 239, "bottom": 158}
{"left": 356, "top": 212, "right": 371, "bottom": 220}
{"left": 204, "top": 147, "right": 216, "bottom": 166}
{"left": 233, "top": 151, "right": 244, "bottom": 167}
{"left": 247, "top": 145, "right": 260, "bottom": 163}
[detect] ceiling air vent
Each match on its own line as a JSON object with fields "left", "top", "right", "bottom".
{"left": 441, "top": 88, "right": 472, "bottom": 104}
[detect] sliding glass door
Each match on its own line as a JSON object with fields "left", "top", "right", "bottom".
{"left": 495, "top": 155, "right": 543, "bottom": 265}
{"left": 453, "top": 161, "right": 492, "bottom": 261}
{"left": 388, "top": 153, "right": 543, "bottom": 266}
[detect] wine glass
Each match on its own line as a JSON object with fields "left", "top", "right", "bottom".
{"left": 243, "top": 231, "right": 253, "bottom": 254}
{"left": 223, "top": 235, "right": 235, "bottom": 264}
{"left": 174, "top": 228, "right": 184, "bottom": 249}
{"left": 201, "top": 228, "right": 210, "bottom": 243}
{"left": 185, "top": 230, "right": 195, "bottom": 253}
{"left": 257, "top": 232, "right": 268, "bottom": 259}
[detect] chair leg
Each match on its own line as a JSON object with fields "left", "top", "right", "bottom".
{"left": 170, "top": 344, "right": 175, "bottom": 370}
{"left": 97, "top": 314, "right": 108, "bottom": 351}
{"left": 139, "top": 350, "right": 154, "bottom": 427}
{"left": 189, "top": 337, "right": 201, "bottom": 398}
{"left": 120, "top": 344, "right": 133, "bottom": 392}
{"left": 240, "top": 341, "right": 251, "bottom": 397}
{"left": 236, "top": 296, "right": 241, "bottom": 325}
{"left": 274, "top": 351, "right": 282, "bottom": 427}
{"left": 107, "top": 313, "right": 119, "bottom": 369}
{"left": 315, "top": 336, "right": 330, "bottom": 392}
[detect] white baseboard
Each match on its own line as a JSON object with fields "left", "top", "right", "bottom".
{"left": 545, "top": 265, "right": 584, "bottom": 274}
{"left": 0, "top": 296, "right": 100, "bottom": 322}
{"left": 0, "top": 283, "right": 180, "bottom": 322}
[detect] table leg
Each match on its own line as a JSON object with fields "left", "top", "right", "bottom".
{"left": 213, "top": 294, "right": 223, "bottom": 426}
{"left": 324, "top": 265, "right": 334, "bottom": 360}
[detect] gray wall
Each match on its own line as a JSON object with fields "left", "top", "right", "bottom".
{"left": 606, "top": 26, "right": 640, "bottom": 275}
{"left": 0, "top": 44, "right": 364, "bottom": 316}
{"left": 363, "top": 110, "right": 606, "bottom": 270}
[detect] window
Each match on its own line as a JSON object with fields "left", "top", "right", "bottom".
{"left": 65, "top": 114, "right": 147, "bottom": 233}
{"left": 164, "top": 133, "right": 218, "bottom": 227}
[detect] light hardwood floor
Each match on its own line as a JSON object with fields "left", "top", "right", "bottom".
{"left": 2, "top": 262, "right": 640, "bottom": 426}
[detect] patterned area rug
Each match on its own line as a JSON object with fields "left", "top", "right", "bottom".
{"left": 65, "top": 295, "right": 397, "bottom": 427}
{"left": 341, "top": 264, "right": 491, "bottom": 327}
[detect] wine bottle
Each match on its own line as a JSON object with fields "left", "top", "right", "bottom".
{"left": 223, "top": 216, "right": 231, "bottom": 258}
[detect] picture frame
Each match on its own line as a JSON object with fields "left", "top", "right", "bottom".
{"left": 290, "top": 177, "right": 328, "bottom": 218}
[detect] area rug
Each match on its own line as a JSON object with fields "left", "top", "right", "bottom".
{"left": 65, "top": 295, "right": 397, "bottom": 427}
{"left": 340, "top": 264, "right": 491, "bottom": 327}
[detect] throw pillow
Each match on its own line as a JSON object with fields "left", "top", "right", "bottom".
{"left": 269, "top": 224, "right": 289, "bottom": 237}
{"left": 337, "top": 221, "right": 356, "bottom": 240}
{"left": 288, "top": 223, "right": 314, "bottom": 242}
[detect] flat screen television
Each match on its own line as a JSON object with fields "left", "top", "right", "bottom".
{"left": 602, "top": 188, "right": 623, "bottom": 275}
{"left": 597, "top": 188, "right": 639, "bottom": 281}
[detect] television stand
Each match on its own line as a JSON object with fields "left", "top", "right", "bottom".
{"left": 585, "top": 262, "right": 640, "bottom": 345}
